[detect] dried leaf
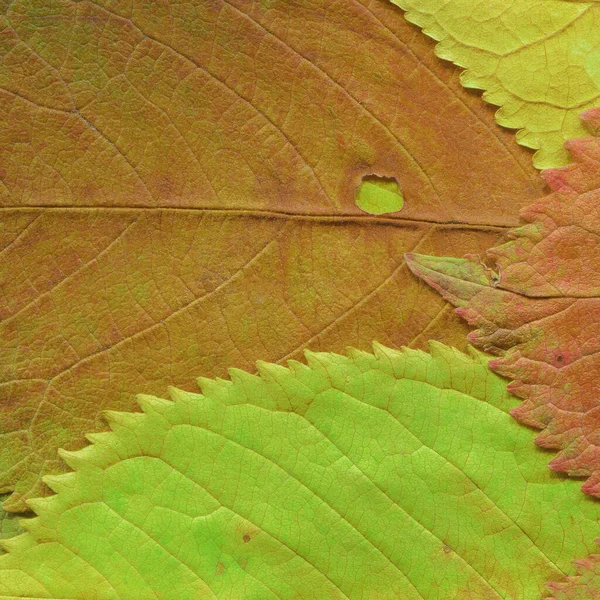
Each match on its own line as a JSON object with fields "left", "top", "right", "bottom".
{"left": 0, "top": 0, "right": 541, "bottom": 211}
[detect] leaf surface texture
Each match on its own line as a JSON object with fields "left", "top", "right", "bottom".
{"left": 392, "top": 0, "right": 600, "bottom": 168}
{"left": 0, "top": 0, "right": 544, "bottom": 512}
{"left": 2, "top": 344, "right": 600, "bottom": 599}
{"left": 406, "top": 109, "right": 600, "bottom": 500}
{"left": 544, "top": 547, "right": 600, "bottom": 599}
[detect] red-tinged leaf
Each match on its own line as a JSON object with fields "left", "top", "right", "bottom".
{"left": 406, "top": 108, "right": 600, "bottom": 499}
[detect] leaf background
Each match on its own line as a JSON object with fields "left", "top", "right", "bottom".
{"left": 5, "top": 0, "right": 600, "bottom": 596}
{"left": 0, "top": 0, "right": 544, "bottom": 512}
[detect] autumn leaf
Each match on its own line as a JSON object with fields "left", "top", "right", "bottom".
{"left": 1, "top": 343, "right": 600, "bottom": 599}
{"left": 544, "top": 546, "right": 600, "bottom": 600}
{"left": 1, "top": 0, "right": 541, "bottom": 210}
{"left": 0, "top": 0, "right": 544, "bottom": 513}
{"left": 406, "top": 109, "right": 600, "bottom": 504}
{"left": 393, "top": 0, "right": 600, "bottom": 168}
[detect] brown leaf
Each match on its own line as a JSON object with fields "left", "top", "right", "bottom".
{"left": 0, "top": 0, "right": 543, "bottom": 511}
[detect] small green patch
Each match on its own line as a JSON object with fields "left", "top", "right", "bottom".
{"left": 355, "top": 176, "right": 404, "bottom": 215}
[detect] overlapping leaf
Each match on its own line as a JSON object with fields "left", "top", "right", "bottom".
{"left": 0, "top": 0, "right": 541, "bottom": 210}
{"left": 393, "top": 0, "right": 600, "bottom": 168}
{"left": 406, "top": 110, "right": 600, "bottom": 598}
{"left": 406, "top": 110, "right": 600, "bottom": 503}
{"left": 0, "top": 0, "right": 544, "bottom": 513}
{"left": 544, "top": 545, "right": 600, "bottom": 599}
{"left": 2, "top": 343, "right": 600, "bottom": 599}
{"left": 0, "top": 496, "right": 21, "bottom": 554}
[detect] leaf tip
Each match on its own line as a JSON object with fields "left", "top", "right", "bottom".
{"left": 57, "top": 448, "right": 89, "bottom": 470}
{"left": 137, "top": 393, "right": 174, "bottom": 414}
{"left": 0, "top": 533, "right": 30, "bottom": 554}
{"left": 41, "top": 473, "right": 75, "bottom": 494}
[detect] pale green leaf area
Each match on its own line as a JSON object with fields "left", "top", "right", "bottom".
{"left": 1, "top": 344, "right": 599, "bottom": 599}
{"left": 392, "top": 0, "right": 600, "bottom": 168}
{"left": 355, "top": 176, "right": 405, "bottom": 215}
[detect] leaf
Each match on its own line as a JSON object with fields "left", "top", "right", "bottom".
{"left": 405, "top": 109, "right": 600, "bottom": 501}
{"left": 355, "top": 175, "right": 405, "bottom": 215}
{"left": 0, "top": 213, "right": 509, "bottom": 512}
{"left": 545, "top": 545, "right": 600, "bottom": 599}
{"left": 392, "top": 0, "right": 600, "bottom": 168}
{"left": 0, "top": 496, "right": 22, "bottom": 556}
{"left": 0, "top": 0, "right": 544, "bottom": 512}
{"left": 2, "top": 343, "right": 600, "bottom": 599}
{"left": 0, "top": 0, "right": 541, "bottom": 210}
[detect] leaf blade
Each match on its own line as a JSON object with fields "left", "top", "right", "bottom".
{"left": 2, "top": 344, "right": 600, "bottom": 599}
{"left": 0, "top": 0, "right": 544, "bottom": 510}
{"left": 392, "top": 0, "right": 600, "bottom": 168}
{"left": 405, "top": 110, "right": 600, "bottom": 499}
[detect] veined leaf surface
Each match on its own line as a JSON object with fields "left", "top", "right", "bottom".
{"left": 0, "top": 0, "right": 543, "bottom": 512}
{"left": 2, "top": 344, "right": 600, "bottom": 599}
{"left": 406, "top": 109, "right": 600, "bottom": 500}
{"left": 0, "top": 496, "right": 21, "bottom": 548}
{"left": 545, "top": 546, "right": 600, "bottom": 599}
{"left": 1, "top": 0, "right": 541, "bottom": 212}
{"left": 393, "top": 0, "right": 600, "bottom": 168}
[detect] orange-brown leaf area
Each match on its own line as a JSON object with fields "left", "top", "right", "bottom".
{"left": 0, "top": 0, "right": 544, "bottom": 512}
{"left": 1, "top": 0, "right": 542, "bottom": 214}
{"left": 406, "top": 111, "right": 600, "bottom": 503}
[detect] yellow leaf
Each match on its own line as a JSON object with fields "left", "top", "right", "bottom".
{"left": 393, "top": 0, "right": 600, "bottom": 168}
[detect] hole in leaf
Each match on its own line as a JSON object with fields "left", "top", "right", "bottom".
{"left": 355, "top": 175, "right": 404, "bottom": 215}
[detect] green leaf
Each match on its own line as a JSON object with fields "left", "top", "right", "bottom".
{"left": 355, "top": 176, "right": 405, "bottom": 215}
{"left": 392, "top": 0, "right": 600, "bottom": 168}
{"left": 0, "top": 496, "right": 23, "bottom": 556}
{"left": 1, "top": 344, "right": 599, "bottom": 599}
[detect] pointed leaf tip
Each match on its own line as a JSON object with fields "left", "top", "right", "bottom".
{"left": 581, "top": 107, "right": 600, "bottom": 135}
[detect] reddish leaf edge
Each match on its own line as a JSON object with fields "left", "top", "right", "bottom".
{"left": 543, "top": 540, "right": 600, "bottom": 600}
{"left": 406, "top": 108, "right": 600, "bottom": 598}
{"left": 406, "top": 107, "right": 600, "bottom": 492}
